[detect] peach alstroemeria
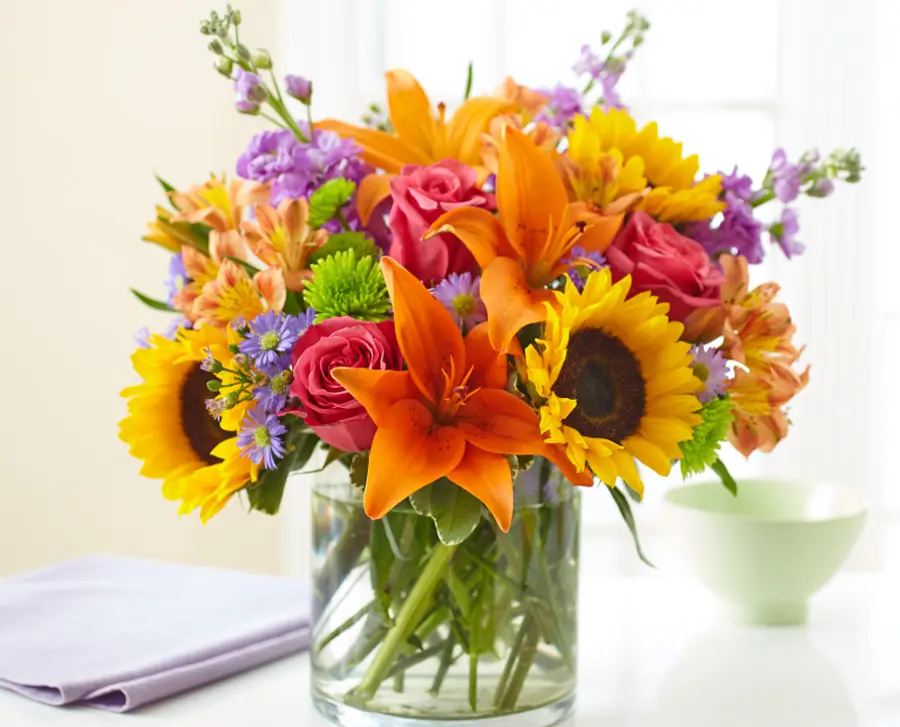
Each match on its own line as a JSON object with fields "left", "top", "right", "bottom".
{"left": 193, "top": 259, "right": 285, "bottom": 328}
{"left": 318, "top": 70, "right": 515, "bottom": 223}
{"left": 331, "top": 257, "right": 553, "bottom": 532}
{"left": 480, "top": 114, "right": 561, "bottom": 177}
{"left": 170, "top": 175, "right": 268, "bottom": 232}
{"left": 426, "top": 126, "right": 624, "bottom": 353}
{"left": 241, "top": 197, "right": 328, "bottom": 292}
{"left": 494, "top": 77, "right": 549, "bottom": 123}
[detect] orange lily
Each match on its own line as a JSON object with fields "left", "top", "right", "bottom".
{"left": 425, "top": 126, "right": 624, "bottom": 353}
{"left": 332, "top": 258, "right": 573, "bottom": 531}
{"left": 318, "top": 70, "right": 515, "bottom": 224}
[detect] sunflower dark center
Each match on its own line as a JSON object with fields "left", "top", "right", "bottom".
{"left": 181, "top": 365, "right": 229, "bottom": 465}
{"left": 555, "top": 329, "right": 646, "bottom": 444}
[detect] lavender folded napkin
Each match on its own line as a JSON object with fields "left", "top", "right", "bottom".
{"left": 0, "top": 555, "right": 310, "bottom": 712}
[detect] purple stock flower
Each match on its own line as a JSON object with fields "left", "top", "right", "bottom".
{"left": 689, "top": 345, "right": 729, "bottom": 404}
{"left": 239, "top": 311, "right": 307, "bottom": 369}
{"left": 770, "top": 148, "right": 802, "bottom": 203}
{"left": 165, "top": 252, "right": 187, "bottom": 305}
{"left": 720, "top": 167, "right": 754, "bottom": 202}
{"left": 535, "top": 84, "right": 584, "bottom": 131}
{"left": 233, "top": 68, "right": 266, "bottom": 113}
{"left": 284, "top": 74, "right": 312, "bottom": 102}
{"left": 809, "top": 177, "right": 835, "bottom": 198}
{"left": 684, "top": 192, "right": 764, "bottom": 264}
{"left": 236, "top": 126, "right": 372, "bottom": 207}
{"left": 237, "top": 405, "right": 287, "bottom": 470}
{"left": 771, "top": 207, "right": 804, "bottom": 259}
{"left": 565, "top": 246, "right": 607, "bottom": 291}
{"left": 432, "top": 273, "right": 487, "bottom": 330}
{"left": 573, "top": 44, "right": 604, "bottom": 77}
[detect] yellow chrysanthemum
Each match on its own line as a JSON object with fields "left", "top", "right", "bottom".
{"left": 564, "top": 107, "right": 725, "bottom": 223}
{"left": 119, "top": 326, "right": 257, "bottom": 522}
{"left": 525, "top": 269, "right": 702, "bottom": 495}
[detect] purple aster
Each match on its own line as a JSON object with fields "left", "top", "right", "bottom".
{"left": 134, "top": 327, "right": 151, "bottom": 349}
{"left": 770, "top": 148, "right": 802, "bottom": 203}
{"left": 254, "top": 368, "right": 293, "bottom": 414}
{"left": 534, "top": 84, "right": 584, "bottom": 131}
{"left": 233, "top": 68, "right": 266, "bottom": 113}
{"left": 237, "top": 405, "right": 288, "bottom": 470}
{"left": 284, "top": 74, "right": 312, "bottom": 103}
{"left": 164, "top": 316, "right": 191, "bottom": 340}
{"left": 770, "top": 207, "right": 804, "bottom": 259}
{"left": 165, "top": 252, "right": 187, "bottom": 305}
{"left": 573, "top": 44, "right": 605, "bottom": 77}
{"left": 689, "top": 345, "right": 729, "bottom": 404}
{"left": 432, "top": 273, "right": 487, "bottom": 330}
{"left": 205, "top": 398, "right": 226, "bottom": 421}
{"left": 239, "top": 311, "right": 307, "bottom": 369}
{"left": 719, "top": 166, "right": 754, "bottom": 202}
{"left": 565, "top": 245, "right": 607, "bottom": 291}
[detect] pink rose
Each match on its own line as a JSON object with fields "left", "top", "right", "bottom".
{"left": 288, "top": 317, "right": 402, "bottom": 452}
{"left": 605, "top": 211, "right": 724, "bottom": 323}
{"left": 388, "top": 159, "right": 495, "bottom": 285}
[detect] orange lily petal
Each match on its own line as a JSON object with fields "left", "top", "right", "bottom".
{"left": 426, "top": 206, "right": 515, "bottom": 269}
{"left": 575, "top": 210, "right": 625, "bottom": 255}
{"left": 357, "top": 173, "right": 393, "bottom": 225}
{"left": 316, "top": 119, "right": 430, "bottom": 173}
{"left": 447, "top": 96, "right": 517, "bottom": 167}
{"left": 385, "top": 70, "right": 437, "bottom": 158}
{"left": 381, "top": 257, "right": 466, "bottom": 400}
{"left": 330, "top": 368, "right": 419, "bottom": 427}
{"left": 365, "top": 399, "right": 466, "bottom": 519}
{"left": 464, "top": 323, "right": 508, "bottom": 389}
{"left": 481, "top": 257, "right": 550, "bottom": 353}
{"left": 543, "top": 443, "right": 595, "bottom": 486}
{"left": 447, "top": 444, "right": 514, "bottom": 532}
{"left": 497, "top": 126, "right": 568, "bottom": 262}
{"left": 457, "top": 389, "right": 545, "bottom": 455}
{"left": 253, "top": 267, "right": 286, "bottom": 312}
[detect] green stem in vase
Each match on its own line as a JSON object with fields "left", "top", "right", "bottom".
{"left": 314, "top": 601, "right": 373, "bottom": 656}
{"left": 428, "top": 635, "right": 457, "bottom": 696}
{"left": 494, "top": 613, "right": 532, "bottom": 708}
{"left": 352, "top": 542, "right": 458, "bottom": 703}
{"left": 499, "top": 621, "right": 540, "bottom": 711}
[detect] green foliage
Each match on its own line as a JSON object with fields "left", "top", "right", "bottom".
{"left": 409, "top": 479, "right": 483, "bottom": 546}
{"left": 308, "top": 178, "right": 357, "bottom": 228}
{"left": 711, "top": 458, "right": 738, "bottom": 496}
{"left": 608, "top": 485, "right": 654, "bottom": 568}
{"left": 130, "top": 288, "right": 175, "bottom": 312}
{"left": 349, "top": 452, "right": 369, "bottom": 489}
{"left": 309, "top": 232, "right": 379, "bottom": 264}
{"left": 679, "top": 396, "right": 734, "bottom": 479}
{"left": 302, "top": 250, "right": 391, "bottom": 322}
{"left": 247, "top": 428, "right": 317, "bottom": 515}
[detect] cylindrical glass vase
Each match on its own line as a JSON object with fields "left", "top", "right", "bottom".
{"left": 310, "top": 464, "right": 580, "bottom": 726}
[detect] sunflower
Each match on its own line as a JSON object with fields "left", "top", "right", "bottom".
{"left": 119, "top": 325, "right": 257, "bottom": 522}
{"left": 564, "top": 107, "right": 724, "bottom": 223}
{"left": 525, "top": 269, "right": 702, "bottom": 495}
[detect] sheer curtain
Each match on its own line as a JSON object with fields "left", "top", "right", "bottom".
{"left": 279, "top": 0, "right": 893, "bottom": 576}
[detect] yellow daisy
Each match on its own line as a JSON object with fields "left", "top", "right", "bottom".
{"left": 119, "top": 325, "right": 257, "bottom": 522}
{"left": 564, "top": 107, "right": 725, "bottom": 223}
{"left": 525, "top": 269, "right": 702, "bottom": 495}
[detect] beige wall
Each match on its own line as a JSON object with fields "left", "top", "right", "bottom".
{"left": 0, "top": 0, "right": 287, "bottom": 576}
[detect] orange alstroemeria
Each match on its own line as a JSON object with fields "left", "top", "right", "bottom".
{"left": 241, "top": 197, "right": 329, "bottom": 292}
{"left": 332, "top": 258, "right": 568, "bottom": 531}
{"left": 318, "top": 70, "right": 515, "bottom": 223}
{"left": 425, "top": 126, "right": 624, "bottom": 353}
{"left": 193, "top": 259, "right": 286, "bottom": 328}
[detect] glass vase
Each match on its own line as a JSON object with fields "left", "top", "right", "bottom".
{"left": 310, "top": 462, "right": 580, "bottom": 726}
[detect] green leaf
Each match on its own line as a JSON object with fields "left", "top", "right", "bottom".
{"left": 130, "top": 288, "right": 175, "bottom": 312}
{"left": 155, "top": 174, "right": 178, "bottom": 197}
{"left": 464, "top": 61, "right": 474, "bottom": 100}
{"left": 369, "top": 517, "right": 394, "bottom": 603}
{"left": 308, "top": 178, "right": 357, "bottom": 228}
{"left": 350, "top": 452, "right": 369, "bottom": 489}
{"left": 710, "top": 458, "right": 738, "bottom": 496}
{"left": 608, "top": 485, "right": 654, "bottom": 568}
{"left": 409, "top": 479, "right": 482, "bottom": 546}
{"left": 322, "top": 445, "right": 348, "bottom": 470}
{"left": 223, "top": 255, "right": 261, "bottom": 276}
{"left": 246, "top": 429, "right": 317, "bottom": 515}
{"left": 309, "top": 232, "right": 379, "bottom": 264}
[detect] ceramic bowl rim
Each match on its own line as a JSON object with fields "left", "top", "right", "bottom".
{"left": 663, "top": 477, "right": 871, "bottom": 525}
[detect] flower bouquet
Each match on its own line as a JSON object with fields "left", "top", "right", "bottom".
{"left": 121, "top": 6, "right": 861, "bottom": 725}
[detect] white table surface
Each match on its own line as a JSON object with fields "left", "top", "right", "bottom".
{"left": 0, "top": 571, "right": 897, "bottom": 727}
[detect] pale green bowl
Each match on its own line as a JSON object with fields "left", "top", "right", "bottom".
{"left": 662, "top": 479, "right": 868, "bottom": 625}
